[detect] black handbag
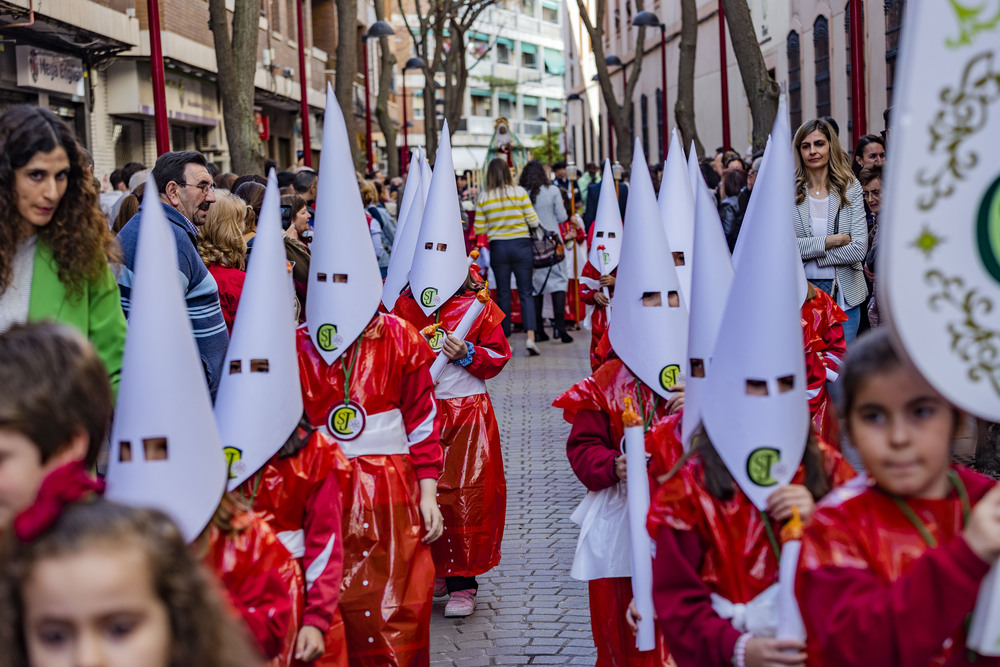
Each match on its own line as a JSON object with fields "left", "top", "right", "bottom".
{"left": 531, "top": 228, "right": 565, "bottom": 269}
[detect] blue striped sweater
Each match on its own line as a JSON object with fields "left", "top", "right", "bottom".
{"left": 115, "top": 202, "right": 229, "bottom": 399}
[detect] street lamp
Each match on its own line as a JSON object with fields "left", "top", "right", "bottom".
{"left": 401, "top": 56, "right": 426, "bottom": 174}
{"left": 633, "top": 11, "right": 668, "bottom": 161}
{"left": 362, "top": 20, "right": 396, "bottom": 174}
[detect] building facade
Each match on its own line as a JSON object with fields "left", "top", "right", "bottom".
{"left": 564, "top": 0, "right": 904, "bottom": 166}
{"left": 0, "top": 0, "right": 397, "bottom": 186}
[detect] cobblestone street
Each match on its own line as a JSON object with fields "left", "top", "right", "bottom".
{"left": 430, "top": 331, "right": 597, "bottom": 666}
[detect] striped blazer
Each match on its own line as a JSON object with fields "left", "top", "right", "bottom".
{"left": 794, "top": 180, "right": 869, "bottom": 308}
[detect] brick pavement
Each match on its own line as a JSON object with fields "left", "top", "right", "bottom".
{"left": 430, "top": 331, "right": 597, "bottom": 666}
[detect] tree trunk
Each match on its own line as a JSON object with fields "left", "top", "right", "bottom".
{"left": 335, "top": 0, "right": 361, "bottom": 168}
{"left": 575, "top": 0, "right": 647, "bottom": 168}
{"left": 721, "top": 0, "right": 779, "bottom": 152}
{"left": 208, "top": 0, "right": 263, "bottom": 175}
{"left": 675, "top": 0, "right": 704, "bottom": 159}
{"left": 373, "top": 0, "right": 398, "bottom": 177}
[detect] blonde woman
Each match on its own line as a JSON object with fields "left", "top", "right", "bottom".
{"left": 793, "top": 119, "right": 868, "bottom": 344}
{"left": 197, "top": 191, "right": 247, "bottom": 333}
{"left": 474, "top": 157, "right": 542, "bottom": 355}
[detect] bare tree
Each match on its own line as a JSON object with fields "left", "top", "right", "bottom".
{"left": 208, "top": 0, "right": 264, "bottom": 174}
{"left": 675, "top": 0, "right": 704, "bottom": 158}
{"left": 335, "top": 0, "right": 361, "bottom": 167}
{"left": 721, "top": 0, "right": 779, "bottom": 152}
{"left": 398, "top": 0, "right": 497, "bottom": 160}
{"left": 574, "top": 0, "right": 648, "bottom": 167}
{"left": 373, "top": 1, "right": 399, "bottom": 176}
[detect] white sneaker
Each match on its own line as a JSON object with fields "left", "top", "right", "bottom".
{"left": 526, "top": 339, "right": 541, "bottom": 356}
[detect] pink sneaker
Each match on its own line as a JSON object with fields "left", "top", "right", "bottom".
{"left": 433, "top": 577, "right": 448, "bottom": 598}
{"left": 444, "top": 589, "right": 476, "bottom": 617}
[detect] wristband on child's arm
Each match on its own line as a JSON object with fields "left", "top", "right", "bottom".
{"left": 450, "top": 341, "right": 476, "bottom": 367}
{"left": 731, "top": 633, "right": 751, "bottom": 667}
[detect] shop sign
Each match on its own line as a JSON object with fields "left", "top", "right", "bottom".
{"left": 15, "top": 46, "right": 84, "bottom": 97}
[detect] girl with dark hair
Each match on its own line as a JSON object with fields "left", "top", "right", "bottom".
{"left": 0, "top": 473, "right": 263, "bottom": 667}
{"left": 519, "top": 161, "right": 573, "bottom": 343}
{"left": 793, "top": 119, "right": 869, "bottom": 344}
{"left": 647, "top": 428, "right": 855, "bottom": 667}
{"left": 234, "top": 181, "right": 266, "bottom": 242}
{"left": 474, "top": 157, "right": 542, "bottom": 355}
{"left": 0, "top": 104, "right": 126, "bottom": 394}
{"left": 796, "top": 328, "right": 1000, "bottom": 667}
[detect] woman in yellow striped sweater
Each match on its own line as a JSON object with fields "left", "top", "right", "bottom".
{"left": 474, "top": 158, "right": 542, "bottom": 355}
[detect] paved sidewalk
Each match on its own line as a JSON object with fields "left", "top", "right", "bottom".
{"left": 430, "top": 331, "right": 597, "bottom": 666}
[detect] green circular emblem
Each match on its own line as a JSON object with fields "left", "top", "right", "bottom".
{"left": 316, "top": 324, "right": 339, "bottom": 352}
{"left": 976, "top": 174, "right": 1000, "bottom": 286}
{"left": 659, "top": 364, "right": 681, "bottom": 391}
{"left": 223, "top": 446, "right": 244, "bottom": 480}
{"left": 746, "top": 447, "right": 780, "bottom": 487}
{"left": 428, "top": 329, "right": 445, "bottom": 351}
{"left": 328, "top": 402, "right": 366, "bottom": 441}
{"left": 420, "top": 287, "right": 439, "bottom": 308}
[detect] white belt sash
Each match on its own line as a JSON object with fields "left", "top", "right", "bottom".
{"left": 329, "top": 408, "right": 409, "bottom": 459}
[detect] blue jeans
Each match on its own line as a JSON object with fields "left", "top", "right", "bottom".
{"left": 490, "top": 237, "right": 536, "bottom": 336}
{"left": 812, "top": 279, "right": 861, "bottom": 345}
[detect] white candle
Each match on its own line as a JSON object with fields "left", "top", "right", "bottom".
{"left": 429, "top": 288, "right": 489, "bottom": 382}
{"left": 623, "top": 398, "right": 655, "bottom": 651}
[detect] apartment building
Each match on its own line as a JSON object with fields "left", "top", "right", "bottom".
{"left": 392, "top": 0, "right": 567, "bottom": 174}
{"left": 0, "top": 0, "right": 396, "bottom": 185}
{"left": 564, "top": 0, "right": 904, "bottom": 166}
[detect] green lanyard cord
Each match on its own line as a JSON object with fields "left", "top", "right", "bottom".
{"left": 631, "top": 374, "right": 660, "bottom": 434}
{"left": 760, "top": 511, "right": 782, "bottom": 560}
{"left": 342, "top": 340, "right": 363, "bottom": 408}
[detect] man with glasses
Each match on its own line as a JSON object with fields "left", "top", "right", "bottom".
{"left": 114, "top": 151, "right": 229, "bottom": 399}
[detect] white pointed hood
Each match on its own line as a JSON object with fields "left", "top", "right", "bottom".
{"left": 382, "top": 150, "right": 425, "bottom": 311}
{"left": 305, "top": 85, "right": 383, "bottom": 364}
{"left": 106, "top": 177, "right": 227, "bottom": 543}
{"left": 608, "top": 141, "right": 689, "bottom": 400}
{"left": 687, "top": 141, "right": 702, "bottom": 198}
{"left": 408, "top": 122, "right": 469, "bottom": 315}
{"left": 216, "top": 171, "right": 302, "bottom": 490}
{"left": 587, "top": 159, "right": 624, "bottom": 273}
{"left": 701, "top": 100, "right": 810, "bottom": 511}
{"left": 419, "top": 147, "right": 433, "bottom": 204}
{"left": 658, "top": 129, "right": 696, "bottom": 304}
{"left": 682, "top": 176, "right": 735, "bottom": 449}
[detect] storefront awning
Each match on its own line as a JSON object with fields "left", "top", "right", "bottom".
{"left": 470, "top": 89, "right": 492, "bottom": 98}
{"left": 520, "top": 43, "right": 537, "bottom": 55}
{"left": 522, "top": 95, "right": 539, "bottom": 106}
{"left": 544, "top": 48, "right": 565, "bottom": 75}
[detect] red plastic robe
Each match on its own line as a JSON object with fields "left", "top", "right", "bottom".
{"left": 393, "top": 290, "right": 511, "bottom": 577}
{"left": 204, "top": 508, "right": 297, "bottom": 665}
{"left": 236, "top": 427, "right": 353, "bottom": 666}
{"left": 297, "top": 314, "right": 444, "bottom": 667}
{"left": 578, "top": 262, "right": 614, "bottom": 372}
{"left": 646, "top": 444, "right": 856, "bottom": 667}
{"left": 796, "top": 465, "right": 999, "bottom": 667}
{"left": 801, "top": 288, "right": 847, "bottom": 447}
{"left": 554, "top": 357, "right": 684, "bottom": 666}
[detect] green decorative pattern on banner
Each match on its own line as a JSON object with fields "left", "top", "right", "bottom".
{"left": 912, "top": 225, "right": 946, "bottom": 259}
{"left": 926, "top": 269, "right": 1000, "bottom": 397}
{"left": 947, "top": 0, "right": 1000, "bottom": 47}
{"left": 977, "top": 174, "right": 1000, "bottom": 284}
{"left": 917, "top": 52, "right": 1000, "bottom": 211}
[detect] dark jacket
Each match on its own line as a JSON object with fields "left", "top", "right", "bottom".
{"left": 718, "top": 192, "right": 745, "bottom": 253}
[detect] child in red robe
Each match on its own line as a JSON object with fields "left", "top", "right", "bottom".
{"left": 393, "top": 269, "right": 511, "bottom": 616}
{"left": 556, "top": 352, "right": 684, "bottom": 666}
{"left": 801, "top": 283, "right": 847, "bottom": 447}
{"left": 579, "top": 263, "right": 615, "bottom": 371}
{"left": 795, "top": 329, "right": 1000, "bottom": 667}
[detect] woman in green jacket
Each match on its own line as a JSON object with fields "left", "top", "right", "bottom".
{"left": 0, "top": 106, "right": 126, "bottom": 394}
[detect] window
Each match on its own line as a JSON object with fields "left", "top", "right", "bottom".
{"left": 520, "top": 0, "right": 535, "bottom": 16}
{"left": 496, "top": 40, "right": 511, "bottom": 64}
{"left": 499, "top": 94, "right": 514, "bottom": 118}
{"left": 521, "top": 43, "right": 538, "bottom": 69}
{"left": 787, "top": 31, "right": 802, "bottom": 130}
{"left": 885, "top": 0, "right": 906, "bottom": 106}
{"left": 414, "top": 91, "right": 425, "bottom": 119}
{"left": 641, "top": 94, "right": 650, "bottom": 159}
{"left": 471, "top": 91, "right": 492, "bottom": 117}
{"left": 813, "top": 16, "right": 831, "bottom": 119}
{"left": 655, "top": 88, "right": 664, "bottom": 163}
{"left": 542, "top": 0, "right": 559, "bottom": 23}
{"left": 522, "top": 96, "right": 540, "bottom": 120}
